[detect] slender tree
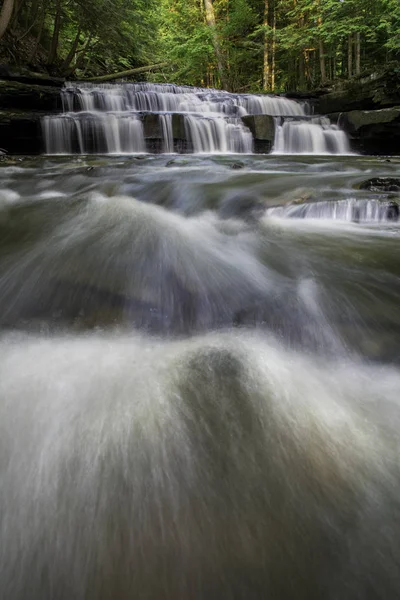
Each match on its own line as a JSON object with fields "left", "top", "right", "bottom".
{"left": 0, "top": 0, "right": 15, "bottom": 40}
{"left": 203, "top": 0, "right": 230, "bottom": 89}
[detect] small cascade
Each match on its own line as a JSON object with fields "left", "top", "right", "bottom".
{"left": 159, "top": 114, "right": 174, "bottom": 153}
{"left": 184, "top": 115, "right": 253, "bottom": 153}
{"left": 43, "top": 113, "right": 146, "bottom": 154}
{"left": 272, "top": 117, "right": 351, "bottom": 155}
{"left": 267, "top": 198, "right": 400, "bottom": 223}
{"left": 43, "top": 82, "right": 350, "bottom": 155}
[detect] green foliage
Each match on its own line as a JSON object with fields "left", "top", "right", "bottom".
{"left": 6, "top": 0, "right": 400, "bottom": 87}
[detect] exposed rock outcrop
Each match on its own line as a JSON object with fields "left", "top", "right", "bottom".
{"left": 0, "top": 80, "right": 62, "bottom": 112}
{"left": 241, "top": 115, "right": 275, "bottom": 153}
{"left": 317, "top": 71, "right": 400, "bottom": 114}
{"left": 0, "top": 111, "right": 44, "bottom": 154}
{"left": 330, "top": 107, "right": 400, "bottom": 154}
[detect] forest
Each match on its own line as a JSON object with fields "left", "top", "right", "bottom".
{"left": 0, "top": 0, "right": 399, "bottom": 92}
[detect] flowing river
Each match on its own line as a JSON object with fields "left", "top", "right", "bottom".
{"left": 1, "top": 151, "right": 400, "bottom": 599}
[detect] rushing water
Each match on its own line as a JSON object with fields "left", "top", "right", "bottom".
{"left": 1, "top": 153, "right": 400, "bottom": 599}
{"left": 43, "top": 83, "right": 349, "bottom": 155}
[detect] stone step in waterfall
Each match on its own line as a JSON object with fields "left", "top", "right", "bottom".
{"left": 42, "top": 82, "right": 351, "bottom": 155}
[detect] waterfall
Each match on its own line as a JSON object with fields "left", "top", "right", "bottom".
{"left": 267, "top": 198, "right": 400, "bottom": 223}
{"left": 43, "top": 113, "right": 146, "bottom": 154}
{"left": 184, "top": 115, "right": 253, "bottom": 153}
{"left": 272, "top": 117, "right": 351, "bottom": 155}
{"left": 43, "top": 82, "right": 350, "bottom": 156}
{"left": 159, "top": 114, "right": 174, "bottom": 153}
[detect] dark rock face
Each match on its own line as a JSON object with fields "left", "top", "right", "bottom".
{"left": 241, "top": 115, "right": 275, "bottom": 153}
{"left": 330, "top": 107, "right": 400, "bottom": 155}
{"left": 141, "top": 113, "right": 162, "bottom": 139}
{"left": 171, "top": 113, "right": 186, "bottom": 140}
{"left": 0, "top": 65, "right": 64, "bottom": 87}
{"left": 0, "top": 112, "right": 44, "bottom": 154}
{"left": 317, "top": 71, "right": 400, "bottom": 114}
{"left": 0, "top": 80, "right": 62, "bottom": 112}
{"left": 0, "top": 78, "right": 62, "bottom": 154}
{"left": 387, "top": 201, "right": 399, "bottom": 221}
{"left": 141, "top": 113, "right": 189, "bottom": 153}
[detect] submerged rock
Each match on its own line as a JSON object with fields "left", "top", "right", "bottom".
{"left": 359, "top": 177, "right": 400, "bottom": 192}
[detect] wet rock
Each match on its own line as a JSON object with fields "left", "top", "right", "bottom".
{"left": 387, "top": 201, "right": 399, "bottom": 221}
{"left": 329, "top": 107, "right": 400, "bottom": 155}
{"left": 140, "top": 113, "right": 187, "bottom": 153}
{"left": 230, "top": 162, "right": 244, "bottom": 170}
{"left": 0, "top": 111, "right": 44, "bottom": 154}
{"left": 0, "top": 66, "right": 64, "bottom": 87}
{"left": 171, "top": 113, "right": 186, "bottom": 140}
{"left": 0, "top": 79, "right": 62, "bottom": 112}
{"left": 352, "top": 206, "right": 361, "bottom": 223}
{"left": 241, "top": 115, "right": 275, "bottom": 145}
{"left": 359, "top": 177, "right": 400, "bottom": 192}
{"left": 317, "top": 70, "right": 400, "bottom": 114}
{"left": 141, "top": 113, "right": 162, "bottom": 139}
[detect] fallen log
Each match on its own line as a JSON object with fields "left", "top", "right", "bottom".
{"left": 84, "top": 63, "right": 169, "bottom": 83}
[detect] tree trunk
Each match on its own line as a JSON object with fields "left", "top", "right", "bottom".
{"left": 66, "top": 34, "right": 96, "bottom": 75}
{"left": 11, "top": 0, "right": 21, "bottom": 27}
{"left": 28, "top": 3, "right": 45, "bottom": 63}
{"left": 317, "top": 6, "right": 326, "bottom": 85}
{"left": 0, "top": 0, "right": 15, "bottom": 40}
{"left": 263, "top": 0, "right": 270, "bottom": 91}
{"left": 203, "top": 0, "right": 230, "bottom": 90}
{"left": 299, "top": 52, "right": 305, "bottom": 90}
{"left": 48, "top": 0, "right": 62, "bottom": 65}
{"left": 61, "top": 26, "right": 81, "bottom": 72}
{"left": 318, "top": 38, "right": 326, "bottom": 84}
{"left": 84, "top": 63, "right": 169, "bottom": 82}
{"left": 347, "top": 33, "right": 352, "bottom": 78}
{"left": 271, "top": 3, "right": 276, "bottom": 91}
{"left": 355, "top": 31, "right": 361, "bottom": 75}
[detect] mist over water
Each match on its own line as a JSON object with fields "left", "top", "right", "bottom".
{"left": 1, "top": 153, "right": 400, "bottom": 598}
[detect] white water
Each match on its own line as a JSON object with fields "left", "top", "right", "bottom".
{"left": 272, "top": 117, "right": 351, "bottom": 155}
{"left": 43, "top": 112, "right": 146, "bottom": 154}
{"left": 267, "top": 198, "right": 400, "bottom": 222}
{"left": 1, "top": 155, "right": 400, "bottom": 598}
{"left": 43, "top": 82, "right": 350, "bottom": 155}
{"left": 2, "top": 329, "right": 400, "bottom": 599}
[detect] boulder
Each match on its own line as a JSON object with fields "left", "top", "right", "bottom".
{"left": 241, "top": 115, "right": 275, "bottom": 153}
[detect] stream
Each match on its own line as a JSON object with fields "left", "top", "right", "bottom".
{"left": 1, "top": 151, "right": 400, "bottom": 599}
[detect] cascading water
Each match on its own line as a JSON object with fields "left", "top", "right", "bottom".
{"left": 43, "top": 82, "right": 350, "bottom": 155}
{"left": 267, "top": 198, "right": 400, "bottom": 222}
{"left": 272, "top": 116, "right": 351, "bottom": 154}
